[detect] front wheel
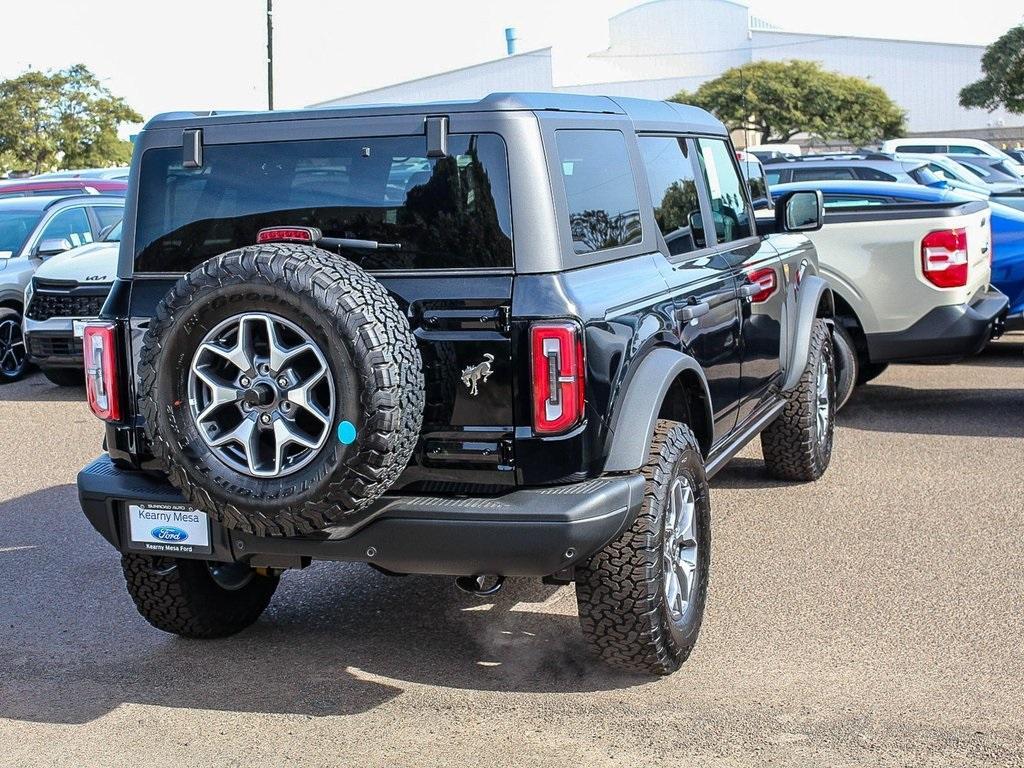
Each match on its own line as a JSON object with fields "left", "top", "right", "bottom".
{"left": 575, "top": 420, "right": 711, "bottom": 675}
{"left": 0, "top": 308, "right": 29, "bottom": 384}
{"left": 121, "top": 554, "right": 279, "bottom": 638}
{"left": 761, "top": 319, "right": 835, "bottom": 481}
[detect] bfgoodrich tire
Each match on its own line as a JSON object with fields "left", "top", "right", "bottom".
{"left": 138, "top": 244, "right": 424, "bottom": 537}
{"left": 575, "top": 420, "right": 711, "bottom": 675}
{"left": 761, "top": 319, "right": 835, "bottom": 481}
{"left": 121, "top": 554, "right": 279, "bottom": 638}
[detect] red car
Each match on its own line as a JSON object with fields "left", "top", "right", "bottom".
{"left": 0, "top": 178, "right": 127, "bottom": 199}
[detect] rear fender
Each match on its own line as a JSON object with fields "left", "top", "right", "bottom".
{"left": 604, "top": 348, "right": 713, "bottom": 473}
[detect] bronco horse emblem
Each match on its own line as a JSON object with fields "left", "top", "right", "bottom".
{"left": 460, "top": 353, "right": 494, "bottom": 396}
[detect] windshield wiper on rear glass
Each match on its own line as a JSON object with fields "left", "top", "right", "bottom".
{"left": 318, "top": 236, "right": 402, "bottom": 251}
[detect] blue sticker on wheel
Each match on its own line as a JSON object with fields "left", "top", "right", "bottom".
{"left": 337, "top": 421, "right": 357, "bottom": 445}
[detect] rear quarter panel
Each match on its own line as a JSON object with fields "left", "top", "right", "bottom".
{"left": 806, "top": 205, "right": 991, "bottom": 335}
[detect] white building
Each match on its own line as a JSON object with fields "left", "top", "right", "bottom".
{"left": 311, "top": 0, "right": 1023, "bottom": 140}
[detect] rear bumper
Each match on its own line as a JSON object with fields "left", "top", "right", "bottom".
{"left": 77, "top": 455, "right": 645, "bottom": 578}
{"left": 864, "top": 287, "right": 1009, "bottom": 364}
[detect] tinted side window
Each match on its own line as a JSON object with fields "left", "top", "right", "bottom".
{"left": 555, "top": 130, "right": 642, "bottom": 255}
{"left": 792, "top": 167, "right": 857, "bottom": 182}
{"left": 855, "top": 168, "right": 897, "bottom": 182}
{"left": 950, "top": 145, "right": 986, "bottom": 155}
{"left": 135, "top": 134, "right": 512, "bottom": 273}
{"left": 694, "top": 138, "right": 752, "bottom": 243}
{"left": 638, "top": 136, "right": 705, "bottom": 255}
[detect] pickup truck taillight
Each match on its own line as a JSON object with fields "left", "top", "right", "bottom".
{"left": 921, "top": 228, "right": 969, "bottom": 288}
{"left": 530, "top": 322, "right": 585, "bottom": 435}
{"left": 83, "top": 323, "right": 121, "bottom": 421}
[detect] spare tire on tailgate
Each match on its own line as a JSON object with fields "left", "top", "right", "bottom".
{"left": 138, "top": 244, "right": 424, "bottom": 537}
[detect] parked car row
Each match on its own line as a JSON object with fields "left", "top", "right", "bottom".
{"left": 0, "top": 169, "right": 126, "bottom": 384}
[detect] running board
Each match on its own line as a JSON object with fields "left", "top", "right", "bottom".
{"left": 704, "top": 400, "right": 785, "bottom": 479}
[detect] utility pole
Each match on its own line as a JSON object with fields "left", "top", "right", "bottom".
{"left": 266, "top": 0, "right": 274, "bottom": 110}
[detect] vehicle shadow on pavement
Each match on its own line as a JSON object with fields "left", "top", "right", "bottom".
{"left": 0, "top": 371, "right": 85, "bottom": 403}
{"left": 957, "top": 334, "right": 1024, "bottom": 368}
{"left": 839, "top": 384, "right": 1024, "bottom": 438}
{"left": 0, "top": 484, "right": 651, "bottom": 726}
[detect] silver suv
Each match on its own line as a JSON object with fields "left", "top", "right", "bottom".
{"left": 0, "top": 194, "right": 123, "bottom": 383}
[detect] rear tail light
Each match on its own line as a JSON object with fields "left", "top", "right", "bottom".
{"left": 530, "top": 322, "right": 585, "bottom": 435}
{"left": 83, "top": 323, "right": 121, "bottom": 421}
{"left": 921, "top": 227, "right": 969, "bottom": 288}
{"left": 256, "top": 226, "right": 322, "bottom": 244}
{"left": 745, "top": 266, "right": 778, "bottom": 303}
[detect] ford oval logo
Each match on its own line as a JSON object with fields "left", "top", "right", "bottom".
{"left": 151, "top": 526, "right": 188, "bottom": 543}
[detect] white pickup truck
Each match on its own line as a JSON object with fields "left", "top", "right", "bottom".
{"left": 767, "top": 181, "right": 1009, "bottom": 406}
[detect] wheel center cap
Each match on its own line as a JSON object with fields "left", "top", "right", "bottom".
{"left": 243, "top": 381, "right": 276, "bottom": 407}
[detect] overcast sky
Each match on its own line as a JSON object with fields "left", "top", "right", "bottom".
{"left": 1, "top": 0, "right": 1021, "bottom": 121}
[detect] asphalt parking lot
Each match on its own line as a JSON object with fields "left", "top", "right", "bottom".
{"left": 1, "top": 333, "right": 1022, "bottom": 768}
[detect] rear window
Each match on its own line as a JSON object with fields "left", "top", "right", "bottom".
{"left": 555, "top": 130, "right": 642, "bottom": 255}
{"left": 895, "top": 144, "right": 945, "bottom": 154}
{"left": 792, "top": 167, "right": 856, "bottom": 182}
{"left": 134, "top": 134, "right": 512, "bottom": 273}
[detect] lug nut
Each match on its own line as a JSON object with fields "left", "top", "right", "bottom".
{"left": 240, "top": 376, "right": 251, "bottom": 387}
{"left": 260, "top": 413, "right": 271, "bottom": 424}
{"left": 278, "top": 377, "right": 288, "bottom": 387}
{"left": 259, "top": 364, "right": 270, "bottom": 375}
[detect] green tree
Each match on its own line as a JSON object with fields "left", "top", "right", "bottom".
{"left": 0, "top": 64, "right": 141, "bottom": 175}
{"left": 959, "top": 24, "right": 1024, "bottom": 114}
{"left": 671, "top": 60, "right": 906, "bottom": 145}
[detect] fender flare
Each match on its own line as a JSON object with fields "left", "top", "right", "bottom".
{"left": 781, "top": 274, "right": 832, "bottom": 392}
{"left": 604, "top": 347, "right": 713, "bottom": 473}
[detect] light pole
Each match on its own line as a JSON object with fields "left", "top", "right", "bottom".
{"left": 266, "top": 0, "right": 274, "bottom": 110}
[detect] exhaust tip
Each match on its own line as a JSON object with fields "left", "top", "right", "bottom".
{"left": 455, "top": 574, "right": 505, "bottom": 596}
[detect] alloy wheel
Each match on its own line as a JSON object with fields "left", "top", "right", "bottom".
{"left": 188, "top": 312, "right": 335, "bottom": 478}
{"left": 0, "top": 318, "right": 28, "bottom": 379}
{"left": 663, "top": 475, "right": 699, "bottom": 622}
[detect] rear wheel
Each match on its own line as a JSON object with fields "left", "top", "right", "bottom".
{"left": 0, "top": 308, "right": 29, "bottom": 384}
{"left": 576, "top": 420, "right": 711, "bottom": 675}
{"left": 121, "top": 554, "right": 279, "bottom": 638}
{"left": 831, "top": 324, "right": 858, "bottom": 411}
{"left": 41, "top": 367, "right": 84, "bottom": 387}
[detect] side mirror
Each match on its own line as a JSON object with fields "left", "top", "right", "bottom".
{"left": 775, "top": 190, "right": 823, "bottom": 233}
{"left": 36, "top": 238, "right": 73, "bottom": 257}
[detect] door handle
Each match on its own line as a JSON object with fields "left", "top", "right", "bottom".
{"left": 676, "top": 301, "right": 710, "bottom": 322}
{"left": 736, "top": 283, "right": 759, "bottom": 299}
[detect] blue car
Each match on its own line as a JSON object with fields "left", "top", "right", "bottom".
{"left": 770, "top": 180, "right": 1024, "bottom": 321}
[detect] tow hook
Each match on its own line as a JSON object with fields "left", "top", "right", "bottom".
{"left": 455, "top": 574, "right": 505, "bottom": 596}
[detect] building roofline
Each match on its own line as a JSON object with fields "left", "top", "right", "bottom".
{"left": 609, "top": 0, "right": 750, "bottom": 22}
{"left": 306, "top": 47, "right": 554, "bottom": 107}
{"left": 750, "top": 28, "right": 988, "bottom": 50}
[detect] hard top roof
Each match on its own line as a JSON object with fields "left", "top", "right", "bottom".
{"left": 144, "top": 92, "right": 727, "bottom": 136}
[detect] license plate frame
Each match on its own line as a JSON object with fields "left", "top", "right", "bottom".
{"left": 125, "top": 502, "right": 213, "bottom": 556}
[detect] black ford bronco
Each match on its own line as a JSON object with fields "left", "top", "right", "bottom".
{"left": 78, "top": 93, "right": 835, "bottom": 675}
